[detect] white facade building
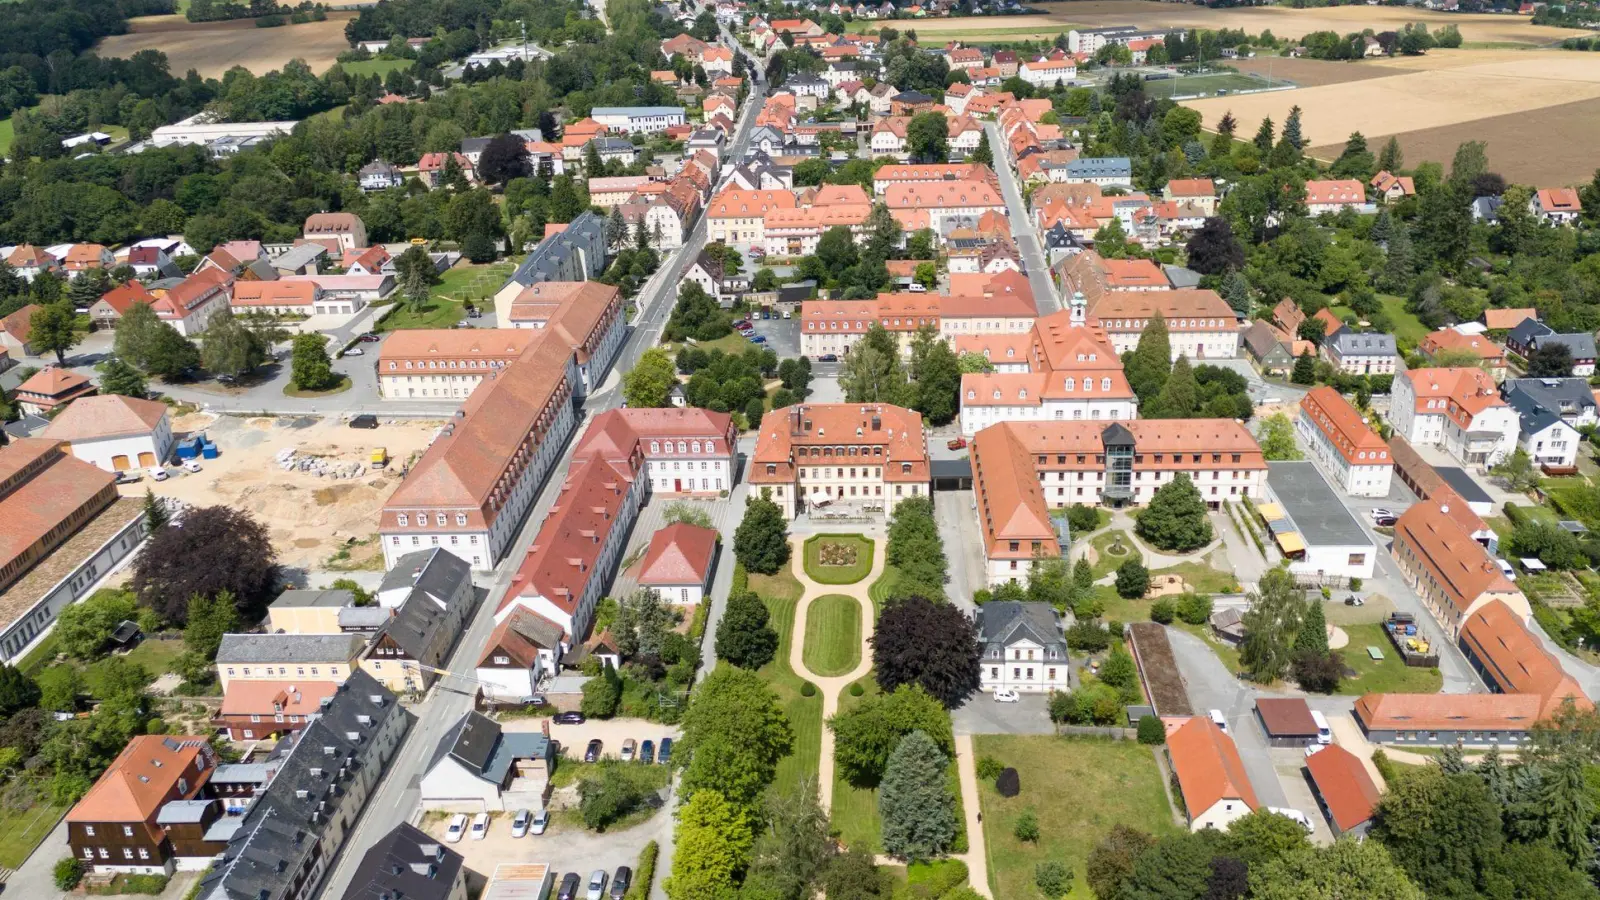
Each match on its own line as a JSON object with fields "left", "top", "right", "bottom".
{"left": 978, "top": 602, "right": 1071, "bottom": 694}
{"left": 1297, "top": 386, "right": 1393, "bottom": 498}
{"left": 590, "top": 106, "right": 687, "bottom": 134}
{"left": 1389, "top": 368, "right": 1520, "bottom": 468}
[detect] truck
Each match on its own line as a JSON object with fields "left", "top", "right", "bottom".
{"left": 370, "top": 448, "right": 389, "bottom": 468}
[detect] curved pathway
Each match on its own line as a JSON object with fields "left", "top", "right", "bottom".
{"left": 788, "top": 534, "right": 994, "bottom": 898}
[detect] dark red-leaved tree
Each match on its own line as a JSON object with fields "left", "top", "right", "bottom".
{"left": 132, "top": 506, "right": 278, "bottom": 626}
{"left": 870, "top": 595, "right": 981, "bottom": 708}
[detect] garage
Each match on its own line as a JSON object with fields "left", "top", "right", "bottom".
{"left": 931, "top": 458, "right": 972, "bottom": 492}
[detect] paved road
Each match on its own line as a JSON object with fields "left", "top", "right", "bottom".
{"left": 984, "top": 120, "right": 1059, "bottom": 315}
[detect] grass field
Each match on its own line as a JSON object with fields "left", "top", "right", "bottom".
{"left": 1337, "top": 623, "right": 1444, "bottom": 695}
{"left": 377, "top": 261, "right": 513, "bottom": 331}
{"left": 1088, "top": 530, "right": 1140, "bottom": 581}
{"left": 831, "top": 674, "right": 883, "bottom": 853}
{"left": 121, "top": 637, "right": 187, "bottom": 682}
{"left": 0, "top": 790, "right": 68, "bottom": 869}
{"left": 1150, "top": 72, "right": 1282, "bottom": 99}
{"left": 752, "top": 565, "right": 824, "bottom": 796}
{"left": 1379, "top": 295, "right": 1428, "bottom": 348}
{"left": 337, "top": 58, "right": 415, "bottom": 77}
{"left": 1153, "top": 557, "right": 1241, "bottom": 595}
{"left": 868, "top": 565, "right": 900, "bottom": 615}
{"left": 803, "top": 534, "right": 876, "bottom": 585}
{"left": 802, "top": 594, "right": 862, "bottom": 677}
{"left": 975, "top": 734, "right": 1181, "bottom": 900}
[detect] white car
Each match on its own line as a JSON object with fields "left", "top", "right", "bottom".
{"left": 1494, "top": 558, "right": 1517, "bottom": 582}
{"left": 1369, "top": 508, "right": 1395, "bottom": 520}
{"left": 510, "top": 809, "right": 532, "bottom": 838}
{"left": 181, "top": 460, "right": 202, "bottom": 473}
{"left": 992, "top": 688, "right": 1020, "bottom": 703}
{"left": 1267, "top": 806, "right": 1315, "bottom": 833}
{"left": 531, "top": 809, "right": 549, "bottom": 835}
{"left": 444, "top": 814, "right": 468, "bottom": 843}
{"left": 344, "top": 347, "right": 364, "bottom": 356}
{"left": 469, "top": 812, "right": 489, "bottom": 840}
{"left": 1209, "top": 709, "right": 1228, "bottom": 732}
{"left": 150, "top": 467, "right": 169, "bottom": 481}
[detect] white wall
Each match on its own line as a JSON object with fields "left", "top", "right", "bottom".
{"left": 1191, "top": 798, "right": 1253, "bottom": 832}
{"left": 68, "top": 424, "right": 174, "bottom": 473}
{"left": 1289, "top": 542, "right": 1377, "bottom": 581}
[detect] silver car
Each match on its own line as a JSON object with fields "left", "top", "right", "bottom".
{"left": 586, "top": 869, "right": 609, "bottom": 900}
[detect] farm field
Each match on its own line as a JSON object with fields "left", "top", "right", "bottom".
{"left": 98, "top": 13, "right": 358, "bottom": 78}
{"left": 1185, "top": 50, "right": 1600, "bottom": 185}
{"left": 1227, "top": 56, "right": 1407, "bottom": 87}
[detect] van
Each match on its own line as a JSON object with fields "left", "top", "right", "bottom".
{"left": 1310, "top": 709, "right": 1332, "bottom": 745}
{"left": 1494, "top": 558, "right": 1517, "bottom": 582}
{"left": 1208, "top": 709, "right": 1227, "bottom": 732}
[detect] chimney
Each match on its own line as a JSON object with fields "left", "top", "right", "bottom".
{"left": 871, "top": 415, "right": 881, "bottom": 431}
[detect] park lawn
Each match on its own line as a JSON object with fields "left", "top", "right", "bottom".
{"left": 804, "top": 534, "right": 875, "bottom": 585}
{"left": 1337, "top": 623, "right": 1443, "bottom": 695}
{"left": 1089, "top": 530, "right": 1140, "bottom": 581}
{"left": 831, "top": 674, "right": 883, "bottom": 853}
{"left": 337, "top": 58, "right": 415, "bottom": 77}
{"left": 121, "top": 636, "right": 187, "bottom": 681}
{"left": 1053, "top": 506, "right": 1112, "bottom": 534}
{"left": 0, "top": 790, "right": 68, "bottom": 869}
{"left": 801, "top": 594, "right": 861, "bottom": 677}
{"left": 868, "top": 565, "right": 900, "bottom": 616}
{"left": 1378, "top": 295, "right": 1428, "bottom": 349}
{"left": 433, "top": 260, "right": 515, "bottom": 304}
{"left": 1154, "top": 556, "right": 1241, "bottom": 595}
{"left": 376, "top": 298, "right": 465, "bottom": 331}
{"left": 757, "top": 563, "right": 822, "bottom": 796}
{"left": 283, "top": 374, "right": 353, "bottom": 398}
{"left": 975, "top": 735, "right": 1182, "bottom": 900}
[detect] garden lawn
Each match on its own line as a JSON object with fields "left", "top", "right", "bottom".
{"left": 802, "top": 594, "right": 861, "bottom": 677}
{"left": 121, "top": 637, "right": 187, "bottom": 682}
{"left": 868, "top": 565, "right": 900, "bottom": 616}
{"left": 1088, "top": 530, "right": 1140, "bottom": 581}
{"left": 975, "top": 735, "right": 1181, "bottom": 899}
{"left": 1378, "top": 295, "right": 1428, "bottom": 348}
{"left": 1153, "top": 556, "right": 1241, "bottom": 594}
{"left": 803, "top": 534, "right": 875, "bottom": 585}
{"left": 755, "top": 564, "right": 822, "bottom": 796}
{"left": 337, "top": 58, "right": 415, "bottom": 77}
{"left": 830, "top": 674, "right": 882, "bottom": 853}
{"left": 0, "top": 790, "right": 67, "bottom": 869}
{"left": 1336, "top": 623, "right": 1443, "bottom": 695}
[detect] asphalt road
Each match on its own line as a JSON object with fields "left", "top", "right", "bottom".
{"left": 985, "top": 120, "right": 1059, "bottom": 316}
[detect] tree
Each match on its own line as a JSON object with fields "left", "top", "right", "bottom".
{"left": 1490, "top": 447, "right": 1540, "bottom": 493}
{"left": 1146, "top": 355, "right": 1200, "bottom": 419}
{"left": 37, "top": 665, "right": 84, "bottom": 712}
{"left": 1257, "top": 412, "right": 1302, "bottom": 461}
{"left": 1282, "top": 105, "right": 1306, "bottom": 150}
{"left": 914, "top": 340, "right": 961, "bottom": 426}
{"left": 1528, "top": 342, "right": 1575, "bottom": 378}
{"left": 1126, "top": 314, "right": 1172, "bottom": 404}
{"left": 1087, "top": 825, "right": 1156, "bottom": 900}
{"left": 476, "top": 133, "right": 531, "bottom": 184}
{"left": 829, "top": 683, "right": 952, "bottom": 785}
{"left": 1036, "top": 860, "right": 1072, "bottom": 898}
{"left": 971, "top": 130, "right": 993, "bottom": 165}
{"left": 679, "top": 665, "right": 793, "bottom": 812}
{"left": 98, "top": 358, "right": 147, "bottom": 397}
{"left": 1136, "top": 475, "right": 1214, "bottom": 552}
{"left": 1251, "top": 839, "right": 1422, "bottom": 900}
{"left": 744, "top": 777, "right": 831, "bottom": 900}
{"left": 582, "top": 662, "right": 622, "bottom": 717}
{"left": 821, "top": 849, "right": 892, "bottom": 900}
{"left": 1123, "top": 830, "right": 1226, "bottom": 900}
{"left": 1508, "top": 522, "right": 1586, "bottom": 570}
{"left": 612, "top": 589, "right": 672, "bottom": 660}
{"left": 871, "top": 595, "right": 981, "bottom": 708}
{"left": 579, "top": 761, "right": 649, "bottom": 830}
{"left": 1222, "top": 270, "right": 1253, "bottom": 314}
{"left": 879, "top": 730, "right": 956, "bottom": 861}
{"left": 1371, "top": 767, "right": 1503, "bottom": 896}
{"left": 201, "top": 308, "right": 267, "bottom": 379}
{"left": 131, "top": 506, "right": 277, "bottom": 625}
{"left": 1292, "top": 351, "right": 1316, "bottom": 385}
{"left": 1184, "top": 218, "right": 1245, "bottom": 276}
{"left": 665, "top": 789, "right": 753, "bottom": 900}
{"left": 734, "top": 497, "right": 789, "bottom": 575}
{"left": 1252, "top": 117, "right": 1275, "bottom": 154}
{"left": 289, "top": 333, "right": 337, "bottom": 391}
{"left": 55, "top": 858, "right": 84, "bottom": 892}
{"left": 54, "top": 589, "right": 137, "bottom": 660}
{"left": 906, "top": 112, "right": 949, "bottom": 163}
{"left": 717, "top": 590, "right": 779, "bottom": 670}
{"left": 625, "top": 347, "right": 677, "bottom": 408}
{"left": 1115, "top": 559, "right": 1150, "bottom": 600}
{"left": 1377, "top": 136, "right": 1403, "bottom": 175}
{"left": 183, "top": 591, "right": 239, "bottom": 661}
{"left": 841, "top": 325, "right": 909, "bottom": 405}
{"left": 0, "top": 662, "right": 40, "bottom": 716}
{"left": 1240, "top": 568, "right": 1308, "bottom": 683}
{"left": 1330, "top": 131, "right": 1376, "bottom": 180}
{"left": 29, "top": 303, "right": 78, "bottom": 366}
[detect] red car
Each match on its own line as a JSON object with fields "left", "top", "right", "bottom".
{"left": 947, "top": 437, "right": 967, "bottom": 450}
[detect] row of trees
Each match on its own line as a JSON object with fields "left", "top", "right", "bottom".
{"left": 841, "top": 323, "right": 963, "bottom": 426}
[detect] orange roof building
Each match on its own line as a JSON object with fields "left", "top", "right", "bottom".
{"left": 212, "top": 680, "right": 340, "bottom": 741}
{"left": 750, "top": 403, "right": 929, "bottom": 520}
{"left": 67, "top": 735, "right": 220, "bottom": 875}
{"left": 799, "top": 274, "right": 1038, "bottom": 360}
{"left": 1304, "top": 745, "right": 1381, "bottom": 837}
{"left": 971, "top": 419, "right": 1266, "bottom": 583}
{"left": 1481, "top": 307, "right": 1538, "bottom": 331}
{"left": 1390, "top": 367, "right": 1520, "bottom": 467}
{"left": 16, "top": 365, "right": 94, "bottom": 415}
{"left": 1297, "top": 386, "right": 1393, "bottom": 497}
{"left": 1394, "top": 499, "right": 1529, "bottom": 637}
{"left": 637, "top": 522, "right": 719, "bottom": 603}
{"left": 1168, "top": 716, "right": 1259, "bottom": 831}
{"left": 41, "top": 394, "right": 174, "bottom": 473}
{"left": 1417, "top": 329, "right": 1508, "bottom": 378}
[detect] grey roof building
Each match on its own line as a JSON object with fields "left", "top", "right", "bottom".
{"left": 269, "top": 588, "right": 355, "bottom": 611}
{"left": 379, "top": 547, "right": 473, "bottom": 609}
{"left": 216, "top": 633, "right": 366, "bottom": 666}
{"left": 1501, "top": 377, "right": 1599, "bottom": 426}
{"left": 1506, "top": 319, "right": 1597, "bottom": 366}
{"left": 496, "top": 210, "right": 607, "bottom": 298}
{"left": 418, "top": 711, "right": 557, "bottom": 811}
{"left": 1063, "top": 156, "right": 1132, "bottom": 182}
{"left": 199, "top": 671, "right": 410, "bottom": 900}
{"left": 1324, "top": 327, "right": 1396, "bottom": 358}
{"left": 270, "top": 243, "right": 325, "bottom": 274}
{"left": 977, "top": 601, "right": 1069, "bottom": 693}
{"left": 341, "top": 822, "right": 465, "bottom": 900}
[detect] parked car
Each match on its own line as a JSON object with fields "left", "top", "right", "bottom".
{"left": 1373, "top": 515, "right": 1397, "bottom": 527}
{"left": 749, "top": 335, "right": 767, "bottom": 343}
{"left": 1369, "top": 508, "right": 1395, "bottom": 520}
{"left": 444, "top": 814, "right": 468, "bottom": 843}
{"left": 585, "top": 739, "right": 603, "bottom": 762}
{"left": 468, "top": 309, "right": 483, "bottom": 319}
{"left": 344, "top": 347, "right": 364, "bottom": 356}
{"left": 658, "top": 737, "right": 673, "bottom": 765}
{"left": 993, "top": 688, "right": 1019, "bottom": 703}
{"left": 586, "top": 869, "right": 609, "bottom": 900}
{"left": 1267, "top": 807, "right": 1315, "bottom": 834}
{"left": 115, "top": 471, "right": 142, "bottom": 485}
{"left": 1209, "top": 709, "right": 1228, "bottom": 732}
{"left": 782, "top": 309, "right": 791, "bottom": 318}
{"left": 639, "top": 740, "right": 655, "bottom": 764}
{"left": 621, "top": 738, "right": 636, "bottom": 761}
{"left": 553, "top": 711, "right": 585, "bottom": 725}
{"left": 1344, "top": 596, "right": 1365, "bottom": 606}
{"left": 349, "top": 414, "right": 379, "bottom": 429}
{"left": 525, "top": 695, "right": 548, "bottom": 708}
{"left": 531, "top": 809, "right": 549, "bottom": 835}
{"left": 818, "top": 354, "right": 838, "bottom": 362}
{"left": 1495, "top": 558, "right": 1517, "bottom": 581}
{"left": 609, "top": 867, "right": 633, "bottom": 899}
{"left": 150, "top": 467, "right": 168, "bottom": 481}
{"left": 732, "top": 319, "right": 749, "bottom": 328}
{"left": 358, "top": 332, "right": 381, "bottom": 342}
{"left": 511, "top": 809, "right": 532, "bottom": 838}
{"left": 558, "top": 872, "right": 582, "bottom": 900}
{"left": 947, "top": 437, "right": 967, "bottom": 450}
{"left": 182, "top": 460, "right": 203, "bottom": 473}
{"left": 469, "top": 812, "right": 489, "bottom": 840}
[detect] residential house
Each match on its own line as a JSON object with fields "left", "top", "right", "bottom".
{"left": 418, "top": 711, "right": 556, "bottom": 813}
{"left": 637, "top": 522, "right": 718, "bottom": 605}
{"left": 66, "top": 736, "right": 222, "bottom": 875}
{"left": 1304, "top": 745, "right": 1381, "bottom": 838}
{"left": 152, "top": 268, "right": 234, "bottom": 336}
{"left": 1481, "top": 307, "right": 1537, "bottom": 332}
{"left": 41, "top": 395, "right": 174, "bottom": 473}
{"left": 302, "top": 213, "right": 368, "bottom": 253}
{"left": 213, "top": 681, "right": 340, "bottom": 742}
{"left": 1418, "top": 329, "right": 1508, "bottom": 380}
{"left": 1168, "top": 716, "right": 1259, "bottom": 831}
{"left": 1501, "top": 377, "right": 1589, "bottom": 473}
{"left": 359, "top": 160, "right": 404, "bottom": 191}
{"left": 62, "top": 243, "right": 115, "bottom": 279}
{"left": 215, "top": 633, "right": 367, "bottom": 691}
{"left": 706, "top": 188, "right": 797, "bottom": 244}
{"left": 1506, "top": 318, "right": 1596, "bottom": 376}
{"left": 1532, "top": 187, "right": 1582, "bottom": 225}
{"left": 1370, "top": 170, "right": 1414, "bottom": 201}
{"left": 16, "top": 366, "right": 95, "bottom": 416}
{"left": 90, "top": 282, "right": 156, "bottom": 331}
{"left": 1322, "top": 327, "right": 1397, "bottom": 376}
{"left": 977, "top": 601, "right": 1070, "bottom": 693}
{"left": 0, "top": 304, "right": 41, "bottom": 355}
{"left": 1297, "top": 386, "right": 1392, "bottom": 497}
{"left": 1161, "top": 178, "right": 1217, "bottom": 215}
{"left": 1389, "top": 368, "right": 1519, "bottom": 468}
{"left": 475, "top": 609, "right": 567, "bottom": 703}
{"left": 417, "top": 152, "right": 476, "bottom": 188}
{"left": 360, "top": 548, "right": 476, "bottom": 693}
{"left": 340, "top": 823, "right": 466, "bottom": 900}
{"left": 6, "top": 245, "right": 58, "bottom": 281}
{"left": 1061, "top": 157, "right": 1131, "bottom": 187}
{"left": 1304, "top": 179, "right": 1370, "bottom": 215}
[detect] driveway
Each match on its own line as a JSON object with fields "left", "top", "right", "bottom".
{"left": 933, "top": 490, "right": 986, "bottom": 610}
{"left": 506, "top": 717, "right": 681, "bottom": 763}
{"left": 950, "top": 692, "right": 1054, "bottom": 736}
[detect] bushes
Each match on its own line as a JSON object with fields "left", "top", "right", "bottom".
{"left": 55, "top": 858, "right": 84, "bottom": 891}
{"left": 849, "top": 682, "right": 865, "bottom": 697}
{"left": 1150, "top": 597, "right": 1176, "bottom": 624}
{"left": 1066, "top": 503, "right": 1102, "bottom": 534}
{"left": 1065, "top": 620, "right": 1112, "bottom": 653}
{"left": 1115, "top": 559, "right": 1150, "bottom": 599}
{"left": 578, "top": 762, "right": 651, "bottom": 831}
{"left": 906, "top": 859, "right": 969, "bottom": 897}
{"left": 1137, "top": 714, "right": 1165, "bottom": 744}
{"left": 801, "top": 681, "right": 817, "bottom": 698}
{"left": 1036, "top": 860, "right": 1073, "bottom": 898}
{"left": 627, "top": 841, "right": 658, "bottom": 899}
{"left": 1014, "top": 808, "right": 1039, "bottom": 842}
{"left": 1175, "top": 592, "right": 1212, "bottom": 625}
{"left": 996, "top": 767, "right": 1020, "bottom": 797}
{"left": 976, "top": 755, "right": 1003, "bottom": 781}
{"left": 1048, "top": 682, "right": 1122, "bottom": 725}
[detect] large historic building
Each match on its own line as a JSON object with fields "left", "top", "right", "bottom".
{"left": 749, "top": 404, "right": 930, "bottom": 519}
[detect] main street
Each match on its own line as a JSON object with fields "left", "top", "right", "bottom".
{"left": 984, "top": 120, "right": 1059, "bottom": 315}
{"left": 315, "top": 70, "right": 767, "bottom": 900}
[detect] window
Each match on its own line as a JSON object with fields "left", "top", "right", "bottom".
{"left": 85, "top": 826, "right": 95, "bottom": 837}
{"left": 123, "top": 848, "right": 134, "bottom": 860}
{"left": 138, "top": 849, "right": 149, "bottom": 860}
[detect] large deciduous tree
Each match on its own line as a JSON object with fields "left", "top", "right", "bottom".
{"left": 879, "top": 730, "right": 956, "bottom": 861}
{"left": 54, "top": 590, "right": 138, "bottom": 660}
{"left": 734, "top": 497, "right": 790, "bottom": 575}
{"left": 1528, "top": 342, "right": 1575, "bottom": 378}
{"left": 716, "top": 590, "right": 779, "bottom": 670}
{"left": 664, "top": 789, "right": 753, "bottom": 900}
{"left": 475, "top": 133, "right": 532, "bottom": 184}
{"left": 679, "top": 665, "right": 793, "bottom": 812}
{"left": 200, "top": 308, "right": 267, "bottom": 379}
{"left": 743, "top": 777, "right": 832, "bottom": 900}
{"left": 1125, "top": 313, "right": 1172, "bottom": 405}
{"left": 289, "top": 333, "right": 337, "bottom": 391}
{"left": 871, "top": 595, "right": 980, "bottom": 708}
{"left": 1239, "top": 568, "right": 1308, "bottom": 684}
{"left": 624, "top": 347, "right": 677, "bottom": 408}
{"left": 829, "top": 683, "right": 952, "bottom": 785}
{"left": 1135, "top": 474, "right": 1214, "bottom": 552}
{"left": 1251, "top": 839, "right": 1422, "bottom": 900}
{"left": 1258, "top": 412, "right": 1302, "bottom": 461}
{"left": 1184, "top": 217, "right": 1245, "bottom": 276}
{"left": 131, "top": 506, "right": 277, "bottom": 625}
{"left": 30, "top": 303, "right": 79, "bottom": 366}
{"left": 906, "top": 112, "right": 949, "bottom": 163}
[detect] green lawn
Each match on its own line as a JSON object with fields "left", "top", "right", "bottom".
{"left": 0, "top": 789, "right": 67, "bottom": 868}
{"left": 121, "top": 637, "right": 187, "bottom": 681}
{"left": 1153, "top": 557, "right": 1241, "bottom": 595}
{"left": 283, "top": 374, "right": 353, "bottom": 398}
{"left": 868, "top": 565, "right": 901, "bottom": 615}
{"left": 1153, "top": 72, "right": 1280, "bottom": 98}
{"left": 803, "top": 534, "right": 875, "bottom": 585}
{"left": 831, "top": 674, "right": 883, "bottom": 853}
{"left": 679, "top": 331, "right": 758, "bottom": 356}
{"left": 1379, "top": 294, "right": 1428, "bottom": 349}
{"left": 801, "top": 594, "right": 861, "bottom": 677}
{"left": 375, "top": 299, "right": 466, "bottom": 331}
{"left": 1089, "top": 530, "right": 1140, "bottom": 581}
{"left": 17, "top": 630, "right": 60, "bottom": 675}
{"left": 754, "top": 564, "right": 823, "bottom": 797}
{"left": 1336, "top": 623, "right": 1443, "bottom": 695}
{"left": 975, "top": 735, "right": 1181, "bottom": 900}
{"left": 337, "top": 58, "right": 416, "bottom": 77}
{"left": 0, "top": 114, "right": 14, "bottom": 157}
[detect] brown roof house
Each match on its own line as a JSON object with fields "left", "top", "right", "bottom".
{"left": 1253, "top": 697, "right": 1319, "bottom": 747}
{"left": 637, "top": 522, "right": 718, "bottom": 605}
{"left": 1304, "top": 744, "right": 1381, "bottom": 837}
{"left": 67, "top": 735, "right": 225, "bottom": 876}
{"left": 1167, "top": 716, "right": 1259, "bottom": 831}
{"left": 475, "top": 608, "right": 568, "bottom": 704}
{"left": 302, "top": 212, "right": 369, "bottom": 253}
{"left": 16, "top": 365, "right": 94, "bottom": 416}
{"left": 0, "top": 303, "right": 42, "bottom": 356}
{"left": 42, "top": 394, "right": 173, "bottom": 473}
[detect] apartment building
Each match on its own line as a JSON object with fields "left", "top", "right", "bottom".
{"left": 1389, "top": 368, "right": 1519, "bottom": 468}
{"left": 749, "top": 404, "right": 930, "bottom": 519}
{"left": 1417, "top": 329, "right": 1507, "bottom": 381}
{"left": 706, "top": 188, "right": 797, "bottom": 244}
{"left": 376, "top": 330, "right": 540, "bottom": 401}
{"left": 1067, "top": 25, "right": 1168, "bottom": 54}
{"left": 871, "top": 163, "right": 997, "bottom": 195}
{"left": 215, "top": 634, "right": 367, "bottom": 691}
{"left": 590, "top": 106, "right": 687, "bottom": 134}
{"left": 970, "top": 419, "right": 1266, "bottom": 583}
{"left": 360, "top": 548, "right": 476, "bottom": 693}
{"left": 1393, "top": 499, "right": 1529, "bottom": 639}
{"left": 1089, "top": 289, "right": 1240, "bottom": 360}
{"left": 1322, "top": 328, "right": 1397, "bottom": 376}
{"left": 1501, "top": 376, "right": 1590, "bottom": 473}
{"left": 67, "top": 736, "right": 223, "bottom": 876}
{"left": 491, "top": 211, "right": 608, "bottom": 308}
{"left": 1297, "top": 386, "right": 1392, "bottom": 497}
{"left": 956, "top": 295, "right": 1137, "bottom": 436}
{"left": 883, "top": 179, "right": 1007, "bottom": 237}
{"left": 978, "top": 602, "right": 1071, "bottom": 693}
{"left": 799, "top": 274, "right": 1037, "bottom": 359}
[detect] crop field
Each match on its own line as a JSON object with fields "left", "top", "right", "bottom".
{"left": 1184, "top": 51, "right": 1600, "bottom": 184}
{"left": 98, "top": 13, "right": 358, "bottom": 78}
{"left": 881, "top": 2, "right": 1589, "bottom": 46}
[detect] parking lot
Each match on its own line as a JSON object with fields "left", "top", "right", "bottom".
{"left": 951, "top": 691, "right": 1055, "bottom": 736}
{"left": 423, "top": 802, "right": 666, "bottom": 897}
{"left": 505, "top": 716, "right": 681, "bottom": 763}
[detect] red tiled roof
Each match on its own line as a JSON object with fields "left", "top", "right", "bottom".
{"left": 1482, "top": 308, "right": 1537, "bottom": 330}
{"left": 638, "top": 522, "right": 718, "bottom": 586}
{"left": 218, "top": 680, "right": 339, "bottom": 717}
{"left": 1460, "top": 599, "right": 1591, "bottom": 717}
{"left": 1168, "top": 716, "right": 1259, "bottom": 816}
{"left": 1355, "top": 692, "right": 1546, "bottom": 732}
{"left": 1394, "top": 500, "right": 1518, "bottom": 615}
{"left": 1304, "top": 745, "right": 1380, "bottom": 833}
{"left": 17, "top": 366, "right": 92, "bottom": 399}
{"left": 67, "top": 736, "right": 212, "bottom": 825}
{"left": 1300, "top": 386, "right": 1388, "bottom": 465}
{"left": 43, "top": 395, "right": 167, "bottom": 442}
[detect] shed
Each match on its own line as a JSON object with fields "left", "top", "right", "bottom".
{"left": 1209, "top": 607, "right": 1244, "bottom": 645}
{"left": 1304, "top": 744, "right": 1381, "bottom": 838}
{"left": 1253, "top": 697, "right": 1318, "bottom": 747}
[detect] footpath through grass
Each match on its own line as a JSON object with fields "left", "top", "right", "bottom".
{"left": 801, "top": 594, "right": 861, "bottom": 677}
{"left": 976, "top": 735, "right": 1181, "bottom": 899}
{"left": 751, "top": 565, "right": 823, "bottom": 796}
{"left": 803, "top": 533, "right": 875, "bottom": 585}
